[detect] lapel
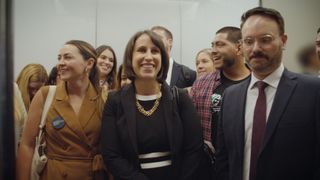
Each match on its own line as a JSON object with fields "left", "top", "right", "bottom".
{"left": 160, "top": 83, "right": 175, "bottom": 154}
{"left": 121, "top": 84, "right": 139, "bottom": 154}
{"left": 233, "top": 78, "right": 250, "bottom": 161}
{"left": 170, "top": 61, "right": 180, "bottom": 86}
{"left": 261, "top": 69, "right": 297, "bottom": 151}
{"left": 78, "top": 84, "right": 99, "bottom": 128}
{"left": 54, "top": 82, "right": 96, "bottom": 147}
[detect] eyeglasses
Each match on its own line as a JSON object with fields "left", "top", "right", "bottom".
{"left": 241, "top": 34, "right": 276, "bottom": 47}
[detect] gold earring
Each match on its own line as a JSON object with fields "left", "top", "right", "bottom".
{"left": 84, "top": 67, "right": 89, "bottom": 76}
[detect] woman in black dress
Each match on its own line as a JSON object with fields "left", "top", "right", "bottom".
{"left": 101, "top": 30, "right": 203, "bottom": 180}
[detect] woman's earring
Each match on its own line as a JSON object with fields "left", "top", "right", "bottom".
{"left": 84, "top": 67, "right": 89, "bottom": 75}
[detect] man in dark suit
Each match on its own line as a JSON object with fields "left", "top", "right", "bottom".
{"left": 215, "top": 7, "right": 320, "bottom": 180}
{"left": 151, "top": 26, "right": 196, "bottom": 88}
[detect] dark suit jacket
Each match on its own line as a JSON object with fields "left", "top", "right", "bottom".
{"left": 216, "top": 69, "right": 320, "bottom": 180}
{"left": 101, "top": 83, "right": 203, "bottom": 180}
{"left": 170, "top": 61, "right": 196, "bottom": 88}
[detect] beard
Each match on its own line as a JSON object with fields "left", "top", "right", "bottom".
{"left": 246, "top": 49, "right": 283, "bottom": 74}
{"left": 223, "top": 57, "right": 235, "bottom": 68}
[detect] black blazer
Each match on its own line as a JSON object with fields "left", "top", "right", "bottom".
{"left": 216, "top": 69, "right": 320, "bottom": 180}
{"left": 101, "top": 83, "right": 203, "bottom": 180}
{"left": 170, "top": 61, "right": 196, "bottom": 88}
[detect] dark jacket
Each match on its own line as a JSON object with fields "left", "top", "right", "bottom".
{"left": 216, "top": 69, "right": 320, "bottom": 180}
{"left": 170, "top": 61, "right": 196, "bottom": 88}
{"left": 101, "top": 83, "right": 203, "bottom": 180}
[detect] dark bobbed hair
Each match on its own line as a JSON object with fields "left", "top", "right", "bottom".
{"left": 65, "top": 40, "right": 100, "bottom": 93}
{"left": 240, "top": 7, "right": 285, "bottom": 35}
{"left": 47, "top": 66, "right": 58, "bottom": 85}
{"left": 116, "top": 64, "right": 128, "bottom": 90}
{"left": 216, "top": 26, "right": 241, "bottom": 44}
{"left": 116, "top": 64, "right": 124, "bottom": 90}
{"left": 96, "top": 45, "right": 118, "bottom": 90}
{"left": 123, "top": 30, "right": 169, "bottom": 83}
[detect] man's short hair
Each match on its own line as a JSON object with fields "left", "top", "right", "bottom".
{"left": 216, "top": 26, "right": 241, "bottom": 44}
{"left": 151, "top": 26, "right": 173, "bottom": 40}
{"left": 240, "top": 7, "right": 285, "bottom": 35}
{"left": 317, "top": 27, "right": 320, "bottom": 34}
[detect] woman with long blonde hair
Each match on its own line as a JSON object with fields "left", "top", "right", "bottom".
{"left": 14, "top": 82, "right": 28, "bottom": 153}
{"left": 16, "top": 63, "right": 48, "bottom": 111}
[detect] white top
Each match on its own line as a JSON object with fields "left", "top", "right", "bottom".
{"left": 136, "top": 92, "right": 162, "bottom": 101}
{"left": 243, "top": 63, "right": 284, "bottom": 180}
{"left": 166, "top": 57, "right": 174, "bottom": 85}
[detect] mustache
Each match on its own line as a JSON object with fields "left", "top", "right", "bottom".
{"left": 250, "top": 51, "right": 268, "bottom": 60}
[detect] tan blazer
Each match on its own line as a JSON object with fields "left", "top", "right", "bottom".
{"left": 40, "top": 82, "right": 104, "bottom": 180}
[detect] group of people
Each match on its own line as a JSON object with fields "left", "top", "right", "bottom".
{"left": 14, "top": 6, "right": 320, "bottom": 180}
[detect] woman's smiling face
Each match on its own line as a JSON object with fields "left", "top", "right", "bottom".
{"left": 132, "top": 33, "right": 162, "bottom": 81}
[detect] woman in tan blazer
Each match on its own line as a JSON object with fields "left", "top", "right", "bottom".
{"left": 17, "top": 40, "right": 105, "bottom": 180}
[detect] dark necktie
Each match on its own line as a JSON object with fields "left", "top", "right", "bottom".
{"left": 249, "top": 81, "right": 268, "bottom": 180}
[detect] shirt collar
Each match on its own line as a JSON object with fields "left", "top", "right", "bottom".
{"left": 249, "top": 63, "right": 284, "bottom": 89}
{"left": 169, "top": 57, "right": 174, "bottom": 65}
{"left": 165, "top": 57, "right": 174, "bottom": 85}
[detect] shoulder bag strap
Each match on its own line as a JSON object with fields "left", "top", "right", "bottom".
{"left": 37, "top": 86, "right": 56, "bottom": 138}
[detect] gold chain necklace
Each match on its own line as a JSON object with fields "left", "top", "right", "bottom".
{"left": 136, "top": 94, "right": 161, "bottom": 116}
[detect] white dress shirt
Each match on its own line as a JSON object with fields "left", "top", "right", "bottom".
{"left": 243, "top": 64, "right": 284, "bottom": 180}
{"left": 166, "top": 57, "right": 174, "bottom": 85}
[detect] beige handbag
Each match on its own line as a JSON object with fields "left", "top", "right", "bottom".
{"left": 30, "top": 86, "right": 56, "bottom": 180}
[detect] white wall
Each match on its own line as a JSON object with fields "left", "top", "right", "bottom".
{"left": 14, "top": 0, "right": 96, "bottom": 78}
{"left": 13, "top": 0, "right": 258, "bottom": 78}
{"left": 262, "top": 0, "right": 320, "bottom": 73}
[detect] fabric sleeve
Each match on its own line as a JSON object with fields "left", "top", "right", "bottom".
{"left": 177, "top": 90, "right": 203, "bottom": 180}
{"left": 215, "top": 89, "right": 229, "bottom": 180}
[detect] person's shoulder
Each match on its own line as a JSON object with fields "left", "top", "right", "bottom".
{"left": 181, "top": 63, "right": 195, "bottom": 71}
{"left": 108, "top": 89, "right": 121, "bottom": 97}
{"left": 106, "top": 89, "right": 122, "bottom": 104}
{"left": 224, "top": 77, "right": 250, "bottom": 94}
{"left": 38, "top": 85, "right": 50, "bottom": 99}
{"left": 173, "top": 61, "right": 195, "bottom": 73}
{"left": 285, "top": 70, "right": 320, "bottom": 87}
{"left": 182, "top": 64, "right": 196, "bottom": 79}
{"left": 203, "top": 71, "right": 220, "bottom": 80}
{"left": 108, "top": 84, "right": 134, "bottom": 101}
{"left": 193, "top": 71, "right": 220, "bottom": 86}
